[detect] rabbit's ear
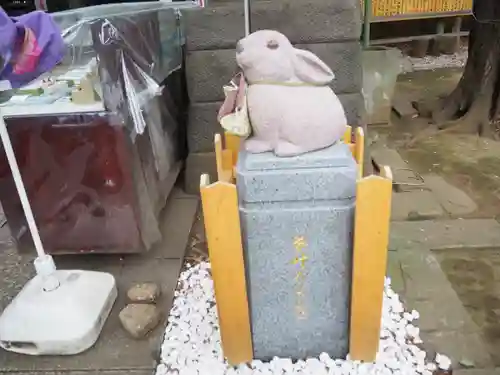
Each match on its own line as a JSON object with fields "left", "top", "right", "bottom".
{"left": 293, "top": 48, "right": 335, "bottom": 85}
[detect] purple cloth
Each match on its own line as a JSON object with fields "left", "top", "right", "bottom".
{"left": 0, "top": 9, "right": 65, "bottom": 89}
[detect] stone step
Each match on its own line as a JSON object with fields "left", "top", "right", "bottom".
{"left": 423, "top": 174, "right": 478, "bottom": 217}
{"left": 187, "top": 92, "right": 365, "bottom": 154}
{"left": 183, "top": 0, "right": 361, "bottom": 51}
{"left": 371, "top": 147, "right": 424, "bottom": 192}
{"left": 391, "top": 190, "right": 444, "bottom": 221}
{"left": 389, "top": 219, "right": 500, "bottom": 251}
{"left": 186, "top": 42, "right": 362, "bottom": 103}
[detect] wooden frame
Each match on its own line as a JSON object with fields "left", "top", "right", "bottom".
{"left": 349, "top": 166, "right": 393, "bottom": 361}
{"left": 215, "top": 126, "right": 365, "bottom": 182}
{"left": 201, "top": 128, "right": 392, "bottom": 364}
{"left": 200, "top": 175, "right": 253, "bottom": 364}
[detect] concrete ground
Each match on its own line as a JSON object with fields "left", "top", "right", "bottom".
{"left": 1, "top": 68, "right": 499, "bottom": 374}
{"left": 0, "top": 187, "right": 199, "bottom": 375}
{"left": 375, "top": 68, "right": 500, "bottom": 372}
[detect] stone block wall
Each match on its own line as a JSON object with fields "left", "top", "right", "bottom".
{"left": 183, "top": 0, "right": 364, "bottom": 194}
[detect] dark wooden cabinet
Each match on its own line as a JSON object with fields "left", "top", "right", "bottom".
{"left": 0, "top": 6, "right": 187, "bottom": 254}
{"left": 0, "top": 114, "right": 143, "bottom": 254}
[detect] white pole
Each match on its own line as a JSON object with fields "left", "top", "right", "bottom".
{"left": 0, "top": 113, "right": 46, "bottom": 258}
{"left": 244, "top": 0, "right": 250, "bottom": 36}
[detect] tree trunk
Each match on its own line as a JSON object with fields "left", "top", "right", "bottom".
{"left": 432, "top": 0, "right": 500, "bottom": 139}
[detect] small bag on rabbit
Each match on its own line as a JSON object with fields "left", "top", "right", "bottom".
{"left": 217, "top": 73, "right": 251, "bottom": 138}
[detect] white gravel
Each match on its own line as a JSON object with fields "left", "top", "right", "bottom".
{"left": 402, "top": 46, "right": 468, "bottom": 73}
{"left": 156, "top": 262, "right": 451, "bottom": 375}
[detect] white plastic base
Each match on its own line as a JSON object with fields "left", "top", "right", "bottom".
{"left": 0, "top": 270, "right": 117, "bottom": 355}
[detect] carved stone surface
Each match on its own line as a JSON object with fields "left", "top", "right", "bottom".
{"left": 236, "top": 143, "right": 357, "bottom": 360}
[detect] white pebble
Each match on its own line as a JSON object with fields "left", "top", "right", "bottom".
{"left": 436, "top": 353, "right": 452, "bottom": 370}
{"left": 157, "top": 267, "right": 442, "bottom": 375}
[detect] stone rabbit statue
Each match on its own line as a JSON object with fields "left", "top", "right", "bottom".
{"left": 236, "top": 30, "right": 347, "bottom": 157}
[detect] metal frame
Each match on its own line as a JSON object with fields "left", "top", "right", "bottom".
{"left": 362, "top": 0, "right": 472, "bottom": 47}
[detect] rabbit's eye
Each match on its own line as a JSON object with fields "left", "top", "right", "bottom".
{"left": 267, "top": 40, "right": 279, "bottom": 50}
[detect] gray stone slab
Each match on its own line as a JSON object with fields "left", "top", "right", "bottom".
{"left": 386, "top": 251, "right": 405, "bottom": 294}
{"left": 187, "top": 93, "right": 364, "bottom": 153}
{"left": 392, "top": 95, "right": 419, "bottom": 120}
{"left": 184, "top": 152, "right": 217, "bottom": 195}
{"left": 150, "top": 194, "right": 199, "bottom": 259}
{"left": 421, "top": 330, "right": 493, "bottom": 368}
{"left": 396, "top": 247, "right": 485, "bottom": 354}
{"left": 184, "top": 3, "right": 245, "bottom": 51}
{"left": 391, "top": 190, "right": 444, "bottom": 221}
{"left": 390, "top": 219, "right": 500, "bottom": 251}
{"left": 397, "top": 248, "right": 463, "bottom": 302}
{"left": 0, "top": 191, "right": 194, "bottom": 372}
{"left": 184, "top": 0, "right": 361, "bottom": 51}
{"left": 371, "top": 147, "right": 422, "bottom": 192}
{"left": 295, "top": 42, "right": 363, "bottom": 95}
{"left": 0, "top": 224, "right": 13, "bottom": 252}
{"left": 339, "top": 92, "right": 365, "bottom": 126}
{"left": 454, "top": 370, "right": 500, "bottom": 375}
{"left": 242, "top": 142, "right": 355, "bottom": 171}
{"left": 237, "top": 143, "right": 357, "bottom": 203}
{"left": 237, "top": 146, "right": 357, "bottom": 360}
{"left": 170, "top": 186, "right": 200, "bottom": 200}
{"left": 187, "top": 102, "right": 224, "bottom": 154}
{"left": 251, "top": 0, "right": 361, "bottom": 45}
{"left": 424, "top": 174, "right": 478, "bottom": 216}
{"left": 186, "top": 42, "right": 362, "bottom": 103}
{"left": 185, "top": 49, "right": 237, "bottom": 104}
{"left": 0, "top": 257, "right": 181, "bottom": 372}
{"left": 405, "top": 299, "right": 477, "bottom": 333}
{"left": 0, "top": 247, "right": 35, "bottom": 313}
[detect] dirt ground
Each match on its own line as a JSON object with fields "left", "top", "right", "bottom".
{"left": 375, "top": 68, "right": 500, "bottom": 367}
{"left": 184, "top": 208, "right": 208, "bottom": 265}
{"left": 436, "top": 247, "right": 500, "bottom": 366}
{"left": 373, "top": 68, "right": 500, "bottom": 220}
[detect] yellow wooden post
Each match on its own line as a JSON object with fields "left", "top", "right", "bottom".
{"left": 214, "top": 134, "right": 234, "bottom": 183}
{"left": 344, "top": 126, "right": 357, "bottom": 158}
{"left": 224, "top": 132, "right": 242, "bottom": 167}
{"left": 349, "top": 167, "right": 393, "bottom": 361}
{"left": 200, "top": 175, "right": 253, "bottom": 365}
{"left": 343, "top": 125, "right": 352, "bottom": 144}
{"left": 354, "top": 127, "right": 365, "bottom": 179}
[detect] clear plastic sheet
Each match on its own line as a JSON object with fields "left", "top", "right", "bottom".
{"left": 362, "top": 47, "right": 403, "bottom": 125}
{"left": 0, "top": 4, "right": 191, "bottom": 254}
{"left": 51, "top": 2, "right": 184, "bottom": 136}
{"left": 0, "top": 114, "right": 143, "bottom": 253}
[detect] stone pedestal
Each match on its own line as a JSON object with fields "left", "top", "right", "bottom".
{"left": 236, "top": 143, "right": 357, "bottom": 360}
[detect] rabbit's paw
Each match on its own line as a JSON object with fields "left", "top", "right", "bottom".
{"left": 245, "top": 138, "right": 273, "bottom": 153}
{"left": 275, "top": 141, "right": 305, "bottom": 157}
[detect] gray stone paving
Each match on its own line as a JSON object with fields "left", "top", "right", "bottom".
{"left": 454, "top": 370, "right": 500, "bottom": 375}
{"left": 374, "top": 142, "right": 480, "bottom": 221}
{"left": 391, "top": 190, "right": 444, "bottom": 221}
{"left": 0, "top": 188, "right": 198, "bottom": 375}
{"left": 386, "top": 218, "right": 500, "bottom": 369}
{"left": 0, "top": 140, "right": 497, "bottom": 374}
{"left": 423, "top": 174, "right": 478, "bottom": 216}
{"left": 390, "top": 219, "right": 500, "bottom": 250}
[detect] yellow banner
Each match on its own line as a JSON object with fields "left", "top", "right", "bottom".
{"left": 363, "top": 0, "right": 473, "bottom": 17}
